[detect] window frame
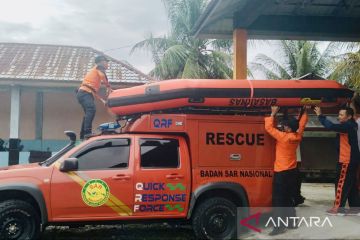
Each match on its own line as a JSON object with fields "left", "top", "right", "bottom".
{"left": 139, "top": 138, "right": 180, "bottom": 169}
{"left": 70, "top": 138, "right": 131, "bottom": 171}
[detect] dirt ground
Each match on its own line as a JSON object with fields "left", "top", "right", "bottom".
{"left": 41, "top": 183, "right": 360, "bottom": 240}
{"left": 41, "top": 224, "right": 195, "bottom": 240}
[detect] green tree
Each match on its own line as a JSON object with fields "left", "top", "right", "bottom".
{"left": 250, "top": 41, "right": 337, "bottom": 79}
{"left": 331, "top": 43, "right": 360, "bottom": 89}
{"left": 131, "top": 0, "right": 233, "bottom": 80}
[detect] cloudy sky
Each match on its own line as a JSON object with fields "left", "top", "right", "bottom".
{"left": 0, "top": 0, "right": 274, "bottom": 75}
{"left": 0, "top": 0, "right": 170, "bottom": 73}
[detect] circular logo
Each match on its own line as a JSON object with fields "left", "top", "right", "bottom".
{"left": 81, "top": 179, "right": 110, "bottom": 207}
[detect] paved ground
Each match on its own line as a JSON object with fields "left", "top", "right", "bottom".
{"left": 241, "top": 183, "right": 360, "bottom": 239}
{"left": 41, "top": 183, "right": 360, "bottom": 240}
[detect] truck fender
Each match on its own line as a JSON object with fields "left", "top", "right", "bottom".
{"left": 187, "top": 182, "right": 249, "bottom": 219}
{"left": 0, "top": 183, "right": 48, "bottom": 225}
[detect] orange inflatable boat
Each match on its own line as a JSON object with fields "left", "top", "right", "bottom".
{"left": 107, "top": 79, "right": 353, "bottom": 116}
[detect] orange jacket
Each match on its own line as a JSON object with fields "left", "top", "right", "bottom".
{"left": 79, "top": 66, "right": 110, "bottom": 95}
{"left": 265, "top": 112, "right": 308, "bottom": 172}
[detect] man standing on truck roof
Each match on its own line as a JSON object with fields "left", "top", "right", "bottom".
{"left": 314, "top": 106, "right": 360, "bottom": 216}
{"left": 77, "top": 55, "right": 112, "bottom": 140}
{"left": 265, "top": 106, "right": 308, "bottom": 236}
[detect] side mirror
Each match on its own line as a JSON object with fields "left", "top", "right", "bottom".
{"left": 60, "top": 158, "right": 78, "bottom": 172}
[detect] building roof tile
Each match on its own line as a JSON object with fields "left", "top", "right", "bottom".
{"left": 0, "top": 42, "right": 152, "bottom": 84}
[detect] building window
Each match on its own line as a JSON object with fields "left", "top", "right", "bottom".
{"left": 140, "top": 139, "right": 179, "bottom": 168}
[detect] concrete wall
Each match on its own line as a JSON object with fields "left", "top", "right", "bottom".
{"left": 43, "top": 91, "right": 114, "bottom": 139}
{"left": 20, "top": 91, "right": 36, "bottom": 139}
{"left": 2, "top": 89, "right": 115, "bottom": 141}
{"left": 0, "top": 91, "right": 10, "bottom": 139}
{"left": 0, "top": 86, "right": 128, "bottom": 166}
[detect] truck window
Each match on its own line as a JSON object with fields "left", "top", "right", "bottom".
{"left": 140, "top": 139, "right": 179, "bottom": 168}
{"left": 73, "top": 139, "right": 130, "bottom": 170}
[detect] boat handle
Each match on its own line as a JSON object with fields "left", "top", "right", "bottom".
{"left": 188, "top": 97, "right": 204, "bottom": 103}
{"left": 145, "top": 85, "right": 160, "bottom": 95}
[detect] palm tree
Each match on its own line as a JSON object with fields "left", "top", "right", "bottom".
{"left": 331, "top": 43, "right": 360, "bottom": 89}
{"left": 250, "top": 41, "right": 337, "bottom": 79}
{"left": 131, "top": 0, "right": 233, "bottom": 80}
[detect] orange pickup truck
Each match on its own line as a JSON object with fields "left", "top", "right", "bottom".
{"left": 0, "top": 113, "right": 276, "bottom": 239}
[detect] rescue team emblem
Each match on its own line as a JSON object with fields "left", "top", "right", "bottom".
{"left": 81, "top": 179, "right": 110, "bottom": 207}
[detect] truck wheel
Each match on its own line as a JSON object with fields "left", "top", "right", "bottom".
{"left": 192, "top": 197, "right": 237, "bottom": 240}
{"left": 0, "top": 200, "right": 40, "bottom": 240}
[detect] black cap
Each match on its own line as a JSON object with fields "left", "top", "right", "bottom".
{"left": 95, "top": 55, "right": 109, "bottom": 64}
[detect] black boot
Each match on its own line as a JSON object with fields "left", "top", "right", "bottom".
{"left": 293, "top": 195, "right": 305, "bottom": 206}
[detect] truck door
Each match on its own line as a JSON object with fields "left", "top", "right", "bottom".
{"left": 133, "top": 136, "right": 191, "bottom": 218}
{"left": 50, "top": 137, "right": 134, "bottom": 220}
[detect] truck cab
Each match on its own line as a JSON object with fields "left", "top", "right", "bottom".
{"left": 0, "top": 113, "right": 275, "bottom": 239}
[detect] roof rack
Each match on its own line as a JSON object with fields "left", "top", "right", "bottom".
{"left": 114, "top": 106, "right": 309, "bottom": 120}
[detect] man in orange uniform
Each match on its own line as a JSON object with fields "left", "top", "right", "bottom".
{"left": 77, "top": 55, "right": 112, "bottom": 139}
{"left": 265, "top": 106, "right": 308, "bottom": 235}
{"left": 315, "top": 106, "right": 360, "bottom": 215}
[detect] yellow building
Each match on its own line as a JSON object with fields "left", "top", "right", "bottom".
{"left": 0, "top": 43, "right": 151, "bottom": 166}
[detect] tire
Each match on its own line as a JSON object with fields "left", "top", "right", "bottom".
{"left": 0, "top": 200, "right": 40, "bottom": 240}
{"left": 192, "top": 197, "right": 237, "bottom": 240}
